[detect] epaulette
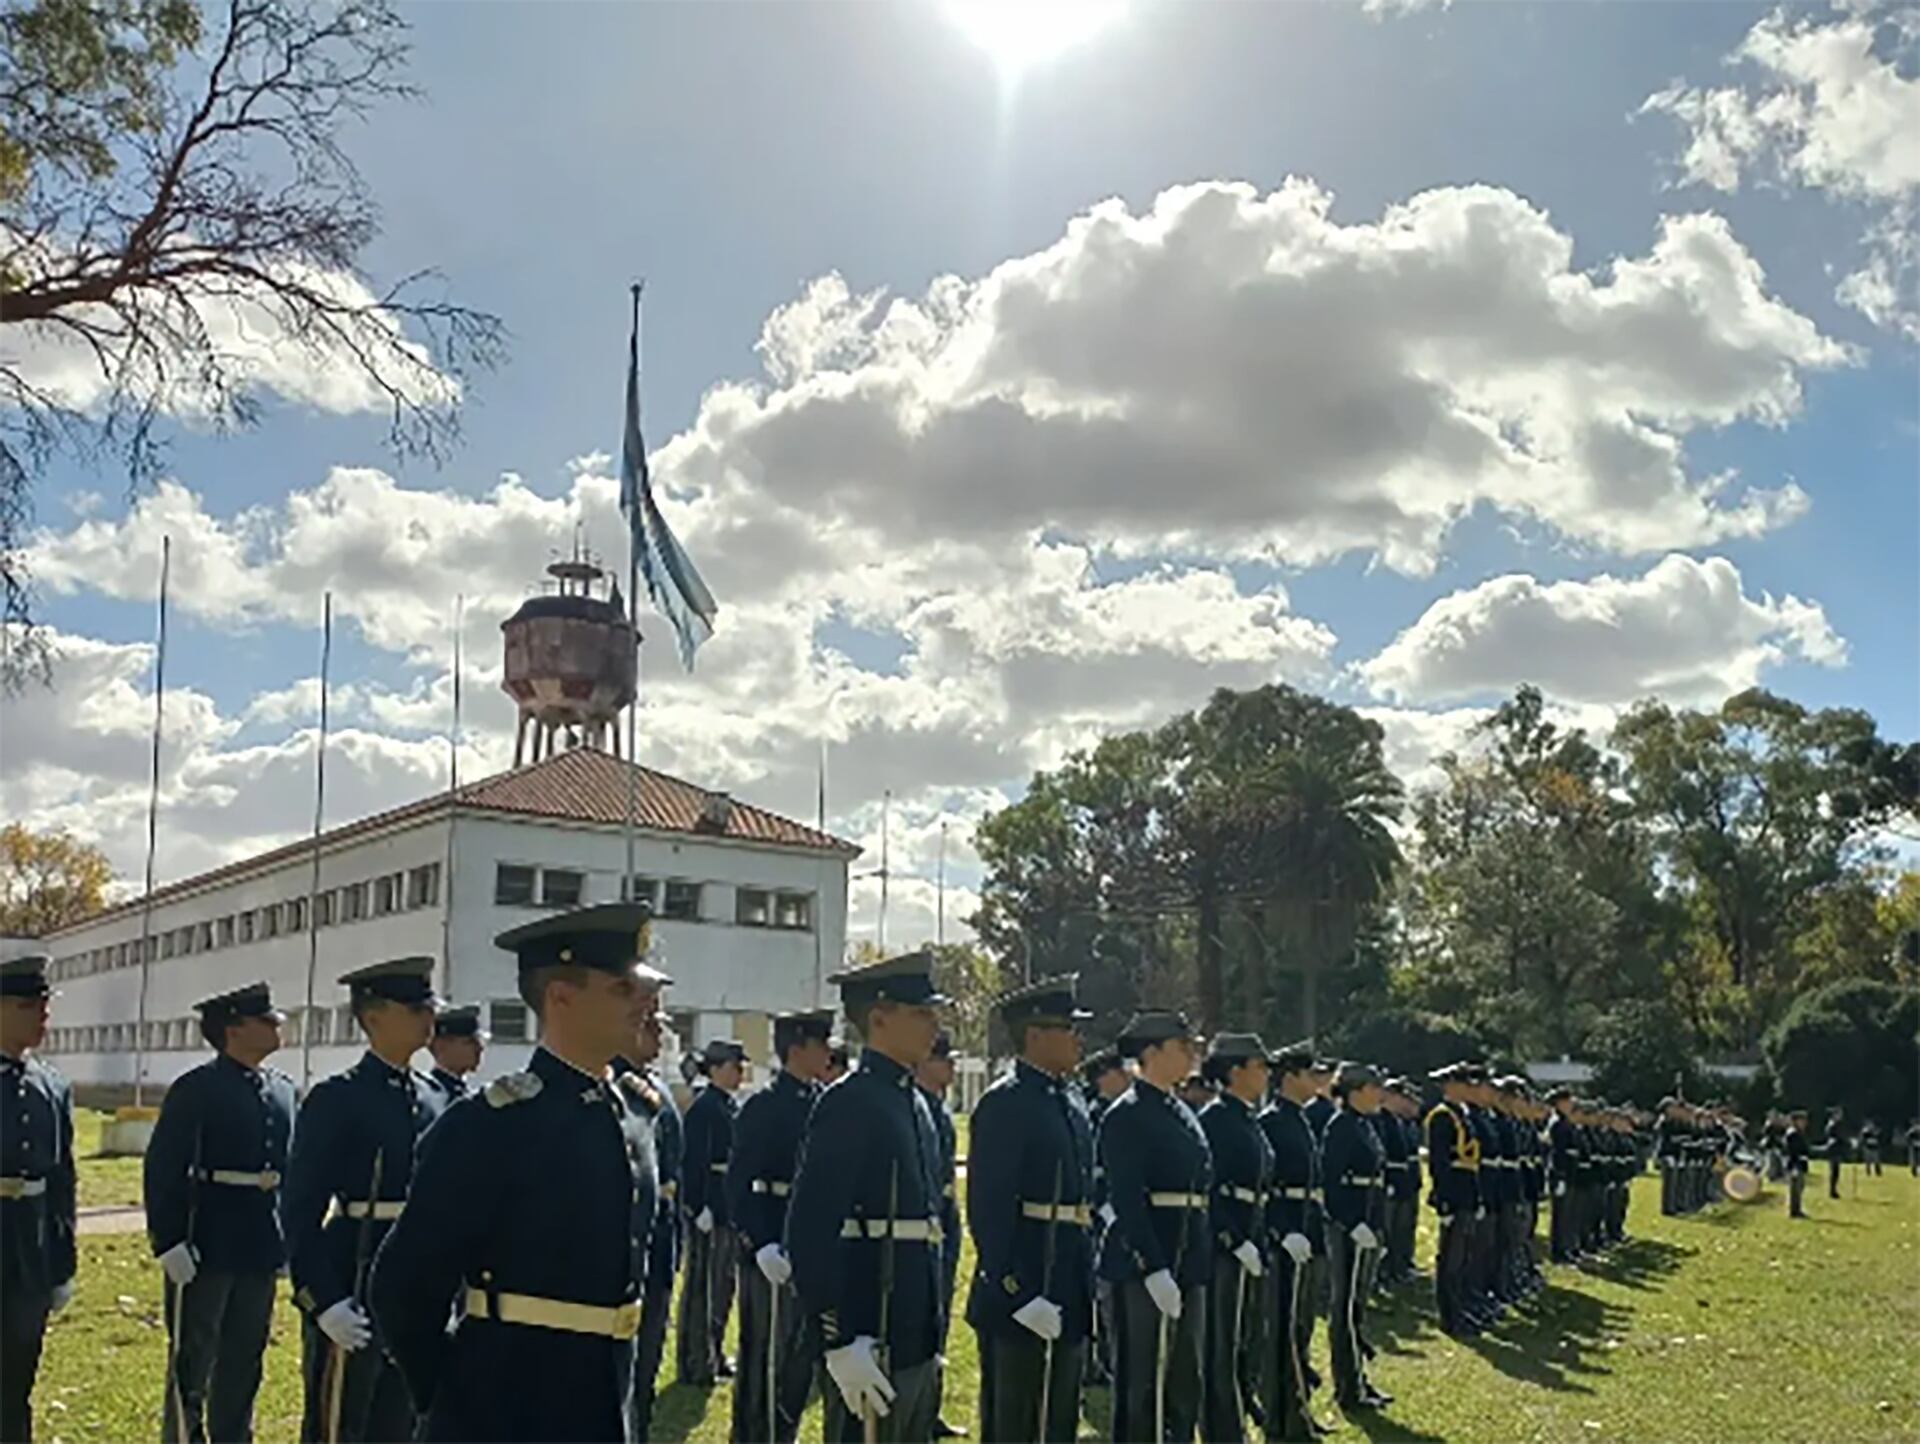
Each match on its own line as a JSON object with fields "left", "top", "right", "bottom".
{"left": 617, "top": 1071, "right": 663, "bottom": 1116}
{"left": 486, "top": 1072, "right": 544, "bottom": 1108}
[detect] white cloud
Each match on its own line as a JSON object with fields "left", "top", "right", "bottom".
{"left": 1644, "top": 7, "right": 1920, "bottom": 336}
{"left": 661, "top": 181, "right": 1844, "bottom": 583}
{"left": 1359, "top": 554, "right": 1845, "bottom": 707}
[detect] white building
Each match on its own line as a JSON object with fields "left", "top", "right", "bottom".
{"left": 37, "top": 747, "right": 856, "bottom": 1104}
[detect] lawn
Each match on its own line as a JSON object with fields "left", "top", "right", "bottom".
{"left": 36, "top": 1149, "right": 1920, "bottom": 1443}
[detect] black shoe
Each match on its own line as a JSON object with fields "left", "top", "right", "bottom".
{"left": 1365, "top": 1388, "right": 1395, "bottom": 1407}
{"left": 1305, "top": 1364, "right": 1323, "bottom": 1391}
{"left": 934, "top": 1419, "right": 968, "bottom": 1438}
{"left": 715, "top": 1357, "right": 736, "bottom": 1379}
{"left": 1360, "top": 1337, "right": 1377, "bottom": 1362}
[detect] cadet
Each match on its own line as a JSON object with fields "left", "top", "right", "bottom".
{"left": 787, "top": 951, "right": 950, "bottom": 1443}
{"left": 1080, "top": 1048, "right": 1128, "bottom": 1388}
{"left": 728, "top": 1009, "right": 833, "bottom": 1444}
{"left": 283, "top": 957, "right": 446, "bottom": 1443}
{"left": 966, "top": 976, "right": 1095, "bottom": 1444}
{"left": 425, "top": 1004, "right": 487, "bottom": 1101}
{"left": 1320, "top": 1063, "right": 1389, "bottom": 1413}
{"left": 1373, "top": 1080, "right": 1417, "bottom": 1290}
{"left": 145, "top": 982, "right": 298, "bottom": 1443}
{"left": 1784, "top": 1109, "right": 1811, "bottom": 1218}
{"left": 1258, "top": 1043, "right": 1327, "bottom": 1442}
{"left": 1424, "top": 1063, "right": 1482, "bottom": 1339}
{"left": 823, "top": 1040, "right": 851, "bottom": 1085}
{"left": 613, "top": 968, "right": 682, "bottom": 1444}
{"left": 622, "top": 1006, "right": 683, "bottom": 1444}
{"left": 1098, "top": 1010, "right": 1211, "bottom": 1444}
{"left": 914, "top": 1031, "right": 965, "bottom": 1439}
{"left": 680, "top": 1038, "right": 746, "bottom": 1386}
{"left": 368, "top": 902, "right": 667, "bottom": 1441}
{"left": 1196, "top": 1034, "right": 1271, "bottom": 1443}
{"left": 1545, "top": 1087, "right": 1581, "bottom": 1264}
{"left": 1861, "top": 1120, "right": 1882, "bottom": 1176}
{"left": 1654, "top": 1098, "right": 1681, "bottom": 1216}
{"left": 0, "top": 954, "right": 75, "bottom": 1444}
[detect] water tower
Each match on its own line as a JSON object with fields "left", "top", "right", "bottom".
{"left": 500, "top": 556, "right": 637, "bottom": 765}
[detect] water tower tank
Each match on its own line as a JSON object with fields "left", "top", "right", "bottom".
{"left": 500, "top": 558, "right": 637, "bottom": 765}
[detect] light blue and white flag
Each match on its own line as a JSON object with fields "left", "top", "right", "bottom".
{"left": 620, "top": 294, "right": 717, "bottom": 669}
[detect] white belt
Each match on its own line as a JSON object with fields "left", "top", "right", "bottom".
{"left": 1341, "top": 1176, "right": 1382, "bottom": 1187}
{"left": 1220, "top": 1185, "right": 1262, "bottom": 1204}
{"left": 750, "top": 1179, "right": 792, "bottom": 1197}
{"left": 203, "top": 1168, "right": 280, "bottom": 1190}
{"left": 1384, "top": 1161, "right": 1410, "bottom": 1171}
{"left": 710, "top": 1162, "right": 729, "bottom": 1174}
{"left": 1148, "top": 1191, "right": 1207, "bottom": 1209}
{"left": 1275, "top": 1186, "right": 1312, "bottom": 1201}
{"left": 1021, "top": 1201, "right": 1092, "bottom": 1225}
{"left": 342, "top": 1200, "right": 405, "bottom": 1220}
{"left": 464, "top": 1286, "right": 640, "bottom": 1340}
{"left": 0, "top": 1177, "right": 46, "bottom": 1200}
{"left": 841, "top": 1217, "right": 944, "bottom": 1242}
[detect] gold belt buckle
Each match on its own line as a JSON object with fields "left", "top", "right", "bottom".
{"left": 611, "top": 1301, "right": 642, "bottom": 1340}
{"left": 259, "top": 1170, "right": 281, "bottom": 1190}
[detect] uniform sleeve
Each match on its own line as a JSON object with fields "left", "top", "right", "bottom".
{"left": 50, "top": 1074, "right": 77, "bottom": 1285}
{"left": 682, "top": 1094, "right": 713, "bottom": 1217}
{"left": 281, "top": 1081, "right": 350, "bottom": 1313}
{"left": 1101, "top": 1104, "right": 1166, "bottom": 1277}
{"left": 938, "top": 1107, "right": 961, "bottom": 1273}
{"left": 965, "top": 1087, "right": 1035, "bottom": 1310}
{"left": 144, "top": 1070, "right": 200, "bottom": 1257}
{"left": 726, "top": 1095, "right": 767, "bottom": 1248}
{"left": 786, "top": 1083, "right": 861, "bottom": 1346}
{"left": 368, "top": 1099, "right": 497, "bottom": 1415}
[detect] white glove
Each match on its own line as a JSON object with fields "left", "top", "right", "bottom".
{"left": 1474, "top": 1205, "right": 1487, "bottom": 1221}
{"left": 49, "top": 1281, "right": 74, "bottom": 1314}
{"left": 158, "top": 1242, "right": 198, "bottom": 1288}
{"left": 1011, "top": 1295, "right": 1063, "bottom": 1341}
{"left": 1098, "top": 1202, "right": 1117, "bottom": 1227}
{"left": 1280, "top": 1232, "right": 1312, "bottom": 1265}
{"left": 1554, "top": 1181, "right": 1567, "bottom": 1198}
{"left": 824, "top": 1336, "right": 895, "bottom": 1418}
{"left": 755, "top": 1242, "right": 792, "bottom": 1286}
{"left": 694, "top": 1206, "right": 714, "bottom": 1235}
{"left": 1351, "top": 1222, "right": 1379, "bottom": 1250}
{"left": 317, "top": 1299, "right": 373, "bottom": 1352}
{"left": 1233, "top": 1239, "right": 1264, "bottom": 1277}
{"left": 1144, "top": 1268, "right": 1182, "bottom": 1320}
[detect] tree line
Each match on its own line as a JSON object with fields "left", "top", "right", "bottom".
{"left": 972, "top": 683, "right": 1920, "bottom": 1125}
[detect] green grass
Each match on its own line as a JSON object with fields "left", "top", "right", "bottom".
{"left": 36, "top": 1156, "right": 1920, "bottom": 1443}
{"left": 73, "top": 1109, "right": 144, "bottom": 1210}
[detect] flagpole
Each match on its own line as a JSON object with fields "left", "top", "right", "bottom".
{"left": 441, "top": 595, "right": 462, "bottom": 1000}
{"left": 300, "top": 593, "right": 332, "bottom": 1090}
{"left": 131, "top": 534, "right": 170, "bottom": 1109}
{"left": 937, "top": 818, "right": 947, "bottom": 947}
{"left": 624, "top": 281, "right": 643, "bottom": 902}
{"left": 879, "top": 788, "right": 891, "bottom": 954}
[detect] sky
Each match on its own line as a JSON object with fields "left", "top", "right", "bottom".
{"left": 6, "top": 0, "right": 1918, "bottom": 951}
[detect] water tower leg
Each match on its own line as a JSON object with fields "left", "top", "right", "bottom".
{"left": 513, "top": 713, "right": 528, "bottom": 768}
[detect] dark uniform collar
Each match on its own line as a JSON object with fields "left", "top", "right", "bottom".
{"left": 1133, "top": 1076, "right": 1171, "bottom": 1102}
{"left": 858, "top": 1048, "right": 915, "bottom": 1090}
{"left": 1015, "top": 1058, "right": 1067, "bottom": 1091}
{"left": 357, "top": 1050, "right": 417, "bottom": 1086}
{"left": 1214, "top": 1091, "right": 1252, "bottom": 1117}
{"left": 532, "top": 1044, "right": 608, "bottom": 1087}
{"left": 215, "top": 1051, "right": 262, "bottom": 1077}
{"left": 773, "top": 1068, "right": 814, "bottom": 1096}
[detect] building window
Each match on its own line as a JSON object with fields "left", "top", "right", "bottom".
{"left": 489, "top": 1000, "right": 531, "bottom": 1043}
{"left": 315, "top": 891, "right": 336, "bottom": 927}
{"left": 197, "top": 921, "right": 214, "bottom": 951}
{"left": 261, "top": 904, "right": 281, "bottom": 939}
{"left": 239, "top": 911, "right": 256, "bottom": 943}
{"left": 342, "top": 882, "right": 367, "bottom": 922}
{"left": 775, "top": 892, "right": 814, "bottom": 931}
{"left": 663, "top": 879, "right": 702, "bottom": 921}
{"left": 176, "top": 926, "right": 195, "bottom": 956}
{"left": 408, "top": 863, "right": 441, "bottom": 909}
{"left": 160, "top": 932, "right": 175, "bottom": 960}
{"left": 285, "top": 897, "right": 305, "bottom": 933}
{"left": 307, "top": 1008, "right": 329, "bottom": 1046}
{"left": 335, "top": 1003, "right": 356, "bottom": 1040}
{"left": 374, "top": 875, "right": 397, "bottom": 916}
{"left": 736, "top": 888, "right": 771, "bottom": 927}
{"left": 624, "top": 875, "right": 660, "bottom": 909}
{"left": 541, "top": 869, "right": 584, "bottom": 908}
{"left": 495, "top": 864, "right": 536, "bottom": 907}
{"left": 218, "top": 917, "right": 235, "bottom": 947}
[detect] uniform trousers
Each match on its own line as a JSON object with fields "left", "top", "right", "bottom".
{"left": 1787, "top": 1169, "right": 1807, "bottom": 1218}
{"left": 1828, "top": 1154, "right": 1842, "bottom": 1199}
{"left": 297, "top": 1308, "right": 413, "bottom": 1444}
{"left": 163, "top": 1272, "right": 275, "bottom": 1444}
{"left": 1432, "top": 1210, "right": 1471, "bottom": 1334}
{"left": 0, "top": 1286, "right": 50, "bottom": 1444}
{"left": 821, "top": 1355, "right": 936, "bottom": 1444}
{"left": 629, "top": 1276, "right": 674, "bottom": 1441}
{"left": 1324, "top": 1231, "right": 1380, "bottom": 1406}
{"left": 1386, "top": 1195, "right": 1417, "bottom": 1281}
{"left": 732, "top": 1266, "right": 813, "bottom": 1443}
{"left": 1112, "top": 1278, "right": 1203, "bottom": 1443}
{"left": 678, "top": 1224, "right": 737, "bottom": 1386}
{"left": 1201, "top": 1251, "right": 1257, "bottom": 1442}
{"left": 977, "top": 1325, "right": 1084, "bottom": 1444}
{"left": 1258, "top": 1250, "right": 1318, "bottom": 1441}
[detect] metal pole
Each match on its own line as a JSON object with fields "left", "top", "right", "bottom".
{"left": 300, "top": 594, "right": 333, "bottom": 1090}
{"left": 878, "top": 789, "right": 891, "bottom": 954}
{"left": 132, "top": 535, "right": 170, "bottom": 1108}
{"left": 623, "top": 282, "right": 643, "bottom": 902}
{"left": 936, "top": 819, "right": 947, "bottom": 948}
{"left": 441, "top": 595, "right": 462, "bottom": 1000}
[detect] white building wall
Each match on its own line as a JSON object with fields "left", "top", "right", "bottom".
{"left": 39, "top": 806, "right": 851, "bottom": 1099}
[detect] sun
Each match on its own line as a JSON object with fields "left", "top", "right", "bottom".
{"left": 941, "top": 0, "right": 1126, "bottom": 76}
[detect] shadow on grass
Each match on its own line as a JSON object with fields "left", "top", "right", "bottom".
{"left": 649, "top": 1380, "right": 717, "bottom": 1444}
{"left": 1572, "top": 1237, "right": 1693, "bottom": 1289}
{"left": 1338, "top": 1402, "right": 1451, "bottom": 1443}
{"left": 1080, "top": 1380, "right": 1113, "bottom": 1439}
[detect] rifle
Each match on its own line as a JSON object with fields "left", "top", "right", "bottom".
{"left": 326, "top": 1147, "right": 383, "bottom": 1444}
{"left": 1035, "top": 1158, "right": 1064, "bottom": 1444}
{"left": 165, "top": 1124, "right": 203, "bottom": 1444}
{"left": 866, "top": 1159, "right": 898, "bottom": 1444}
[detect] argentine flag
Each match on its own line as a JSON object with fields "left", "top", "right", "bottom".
{"left": 620, "top": 302, "right": 717, "bottom": 669}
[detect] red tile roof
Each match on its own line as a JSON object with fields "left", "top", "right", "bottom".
{"left": 47, "top": 749, "right": 858, "bottom": 936}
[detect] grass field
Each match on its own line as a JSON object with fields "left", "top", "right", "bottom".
{"left": 39, "top": 1121, "right": 1920, "bottom": 1443}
